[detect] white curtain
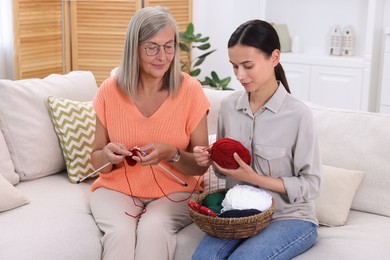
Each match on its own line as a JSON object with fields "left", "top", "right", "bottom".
{"left": 0, "top": 0, "right": 13, "bottom": 79}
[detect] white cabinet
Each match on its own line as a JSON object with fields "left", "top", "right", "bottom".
{"left": 281, "top": 54, "right": 365, "bottom": 110}
{"left": 282, "top": 63, "right": 310, "bottom": 101}
{"left": 379, "top": 28, "right": 390, "bottom": 113}
{"left": 283, "top": 63, "right": 363, "bottom": 110}
{"left": 310, "top": 66, "right": 363, "bottom": 110}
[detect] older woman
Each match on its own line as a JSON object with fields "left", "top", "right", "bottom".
{"left": 90, "top": 6, "right": 209, "bottom": 260}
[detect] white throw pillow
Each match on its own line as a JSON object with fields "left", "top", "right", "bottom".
{"left": 0, "top": 130, "right": 19, "bottom": 185}
{"left": 0, "top": 71, "right": 98, "bottom": 180}
{"left": 0, "top": 174, "right": 29, "bottom": 212}
{"left": 315, "top": 165, "right": 365, "bottom": 227}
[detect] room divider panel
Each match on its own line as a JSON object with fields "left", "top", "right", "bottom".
{"left": 12, "top": 0, "right": 192, "bottom": 85}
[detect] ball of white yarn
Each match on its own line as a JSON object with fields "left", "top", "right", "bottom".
{"left": 221, "top": 184, "right": 272, "bottom": 213}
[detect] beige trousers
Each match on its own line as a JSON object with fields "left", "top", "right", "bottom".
{"left": 90, "top": 187, "right": 193, "bottom": 260}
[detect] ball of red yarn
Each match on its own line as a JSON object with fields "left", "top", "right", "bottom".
{"left": 210, "top": 138, "right": 251, "bottom": 169}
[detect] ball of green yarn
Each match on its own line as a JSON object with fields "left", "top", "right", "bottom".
{"left": 203, "top": 192, "right": 225, "bottom": 214}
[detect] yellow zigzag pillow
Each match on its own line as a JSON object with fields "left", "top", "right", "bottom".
{"left": 47, "top": 96, "right": 96, "bottom": 183}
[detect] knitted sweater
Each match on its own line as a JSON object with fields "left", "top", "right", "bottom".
{"left": 91, "top": 73, "right": 210, "bottom": 198}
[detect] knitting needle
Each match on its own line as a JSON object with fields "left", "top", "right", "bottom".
{"left": 158, "top": 163, "right": 188, "bottom": 186}
{"left": 77, "top": 162, "right": 111, "bottom": 184}
{"left": 135, "top": 146, "right": 188, "bottom": 187}
{"left": 77, "top": 156, "right": 188, "bottom": 187}
{"left": 78, "top": 146, "right": 144, "bottom": 184}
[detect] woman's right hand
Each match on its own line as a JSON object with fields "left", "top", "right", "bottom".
{"left": 193, "top": 146, "right": 212, "bottom": 167}
{"left": 103, "top": 142, "right": 132, "bottom": 165}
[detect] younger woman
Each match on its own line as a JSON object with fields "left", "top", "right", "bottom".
{"left": 193, "top": 20, "right": 322, "bottom": 260}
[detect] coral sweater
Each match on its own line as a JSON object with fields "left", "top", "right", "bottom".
{"left": 91, "top": 73, "right": 210, "bottom": 198}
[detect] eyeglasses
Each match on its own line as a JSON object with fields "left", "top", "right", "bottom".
{"left": 143, "top": 42, "right": 176, "bottom": 56}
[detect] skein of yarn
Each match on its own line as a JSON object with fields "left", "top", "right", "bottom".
{"left": 203, "top": 192, "right": 225, "bottom": 214}
{"left": 210, "top": 138, "right": 251, "bottom": 169}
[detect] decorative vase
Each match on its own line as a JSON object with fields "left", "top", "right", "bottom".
{"left": 274, "top": 24, "right": 292, "bottom": 52}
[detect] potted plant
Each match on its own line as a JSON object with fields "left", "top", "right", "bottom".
{"left": 179, "top": 22, "right": 232, "bottom": 90}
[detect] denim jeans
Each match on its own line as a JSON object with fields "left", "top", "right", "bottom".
{"left": 192, "top": 219, "right": 317, "bottom": 260}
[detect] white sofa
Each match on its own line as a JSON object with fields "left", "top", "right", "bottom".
{"left": 1, "top": 71, "right": 390, "bottom": 260}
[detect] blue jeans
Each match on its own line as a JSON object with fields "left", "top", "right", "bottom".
{"left": 192, "top": 219, "right": 317, "bottom": 260}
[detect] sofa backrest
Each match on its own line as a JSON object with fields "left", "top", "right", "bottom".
{"left": 203, "top": 88, "right": 235, "bottom": 135}
{"left": 203, "top": 89, "right": 390, "bottom": 217}
{"left": 0, "top": 71, "right": 98, "bottom": 181}
{"left": 309, "top": 105, "right": 390, "bottom": 217}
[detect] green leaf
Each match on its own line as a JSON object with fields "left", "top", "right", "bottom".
{"left": 201, "top": 77, "right": 211, "bottom": 86}
{"left": 209, "top": 80, "right": 217, "bottom": 88}
{"left": 197, "top": 50, "right": 216, "bottom": 59}
{"left": 185, "top": 22, "right": 194, "bottom": 35}
{"left": 190, "top": 68, "right": 201, "bottom": 77}
{"left": 179, "top": 32, "right": 190, "bottom": 42}
{"left": 197, "top": 36, "right": 209, "bottom": 43}
{"left": 196, "top": 43, "right": 211, "bottom": 50}
{"left": 220, "top": 77, "right": 232, "bottom": 87}
{"left": 223, "top": 86, "right": 234, "bottom": 90}
{"left": 179, "top": 42, "right": 190, "bottom": 52}
{"left": 193, "top": 57, "right": 206, "bottom": 67}
{"left": 211, "top": 71, "right": 220, "bottom": 82}
{"left": 194, "top": 33, "right": 203, "bottom": 40}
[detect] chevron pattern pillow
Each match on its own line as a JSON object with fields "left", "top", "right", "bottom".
{"left": 47, "top": 96, "right": 96, "bottom": 183}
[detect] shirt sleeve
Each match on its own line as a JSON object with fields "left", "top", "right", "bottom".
{"left": 281, "top": 109, "right": 322, "bottom": 203}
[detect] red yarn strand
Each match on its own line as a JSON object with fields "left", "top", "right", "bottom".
{"left": 124, "top": 162, "right": 147, "bottom": 218}
{"left": 123, "top": 162, "right": 201, "bottom": 218}
{"left": 150, "top": 165, "right": 201, "bottom": 203}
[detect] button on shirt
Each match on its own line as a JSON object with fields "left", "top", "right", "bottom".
{"left": 216, "top": 84, "right": 322, "bottom": 224}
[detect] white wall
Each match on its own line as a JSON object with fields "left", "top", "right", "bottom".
{"left": 265, "top": 0, "right": 367, "bottom": 57}
{"left": 193, "top": 0, "right": 266, "bottom": 90}
{"left": 193, "top": 0, "right": 390, "bottom": 95}
{"left": 383, "top": 0, "right": 390, "bottom": 27}
{"left": 377, "top": 1, "right": 390, "bottom": 110}
{"left": 0, "top": 0, "right": 14, "bottom": 79}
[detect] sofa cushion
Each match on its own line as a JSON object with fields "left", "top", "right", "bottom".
{"left": 47, "top": 97, "right": 96, "bottom": 183}
{"left": 310, "top": 105, "right": 390, "bottom": 217}
{"left": 315, "top": 165, "right": 364, "bottom": 227}
{"left": 0, "top": 71, "right": 98, "bottom": 181}
{"left": 294, "top": 210, "right": 390, "bottom": 259}
{"left": 0, "top": 174, "right": 29, "bottom": 212}
{"left": 0, "top": 130, "right": 19, "bottom": 185}
{"left": 0, "top": 173, "right": 102, "bottom": 259}
{"left": 174, "top": 210, "right": 390, "bottom": 260}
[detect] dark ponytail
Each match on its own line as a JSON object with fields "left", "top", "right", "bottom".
{"left": 275, "top": 63, "right": 290, "bottom": 94}
{"left": 228, "top": 20, "right": 291, "bottom": 94}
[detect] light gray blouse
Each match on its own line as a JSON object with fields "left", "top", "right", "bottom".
{"left": 216, "top": 84, "right": 322, "bottom": 225}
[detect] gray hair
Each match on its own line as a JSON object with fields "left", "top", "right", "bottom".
{"left": 117, "top": 6, "right": 182, "bottom": 98}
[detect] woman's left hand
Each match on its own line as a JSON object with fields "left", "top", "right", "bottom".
{"left": 213, "top": 152, "right": 258, "bottom": 183}
{"left": 131, "top": 142, "right": 176, "bottom": 165}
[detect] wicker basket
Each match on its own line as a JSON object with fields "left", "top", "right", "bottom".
{"left": 189, "top": 189, "right": 275, "bottom": 240}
